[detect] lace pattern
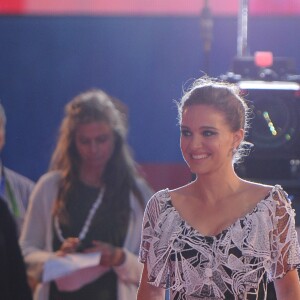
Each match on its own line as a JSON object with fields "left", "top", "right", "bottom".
{"left": 139, "top": 185, "right": 300, "bottom": 299}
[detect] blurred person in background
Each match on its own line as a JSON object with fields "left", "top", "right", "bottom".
{"left": 0, "top": 103, "right": 35, "bottom": 234}
{"left": 0, "top": 197, "right": 32, "bottom": 299}
{"left": 20, "top": 89, "right": 153, "bottom": 300}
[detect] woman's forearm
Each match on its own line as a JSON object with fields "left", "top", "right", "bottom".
{"left": 114, "top": 249, "right": 143, "bottom": 284}
{"left": 137, "top": 264, "right": 165, "bottom": 300}
{"left": 274, "top": 269, "right": 300, "bottom": 300}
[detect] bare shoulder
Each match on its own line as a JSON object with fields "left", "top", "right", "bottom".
{"left": 169, "top": 182, "right": 193, "bottom": 200}
{"left": 241, "top": 180, "right": 274, "bottom": 200}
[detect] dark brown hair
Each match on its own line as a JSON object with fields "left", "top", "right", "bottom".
{"left": 177, "top": 76, "right": 252, "bottom": 163}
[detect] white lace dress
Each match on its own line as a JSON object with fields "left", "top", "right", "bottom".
{"left": 139, "top": 185, "right": 300, "bottom": 300}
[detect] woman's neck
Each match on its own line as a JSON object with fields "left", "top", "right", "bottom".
{"left": 79, "top": 164, "right": 104, "bottom": 188}
{"left": 192, "top": 169, "right": 243, "bottom": 204}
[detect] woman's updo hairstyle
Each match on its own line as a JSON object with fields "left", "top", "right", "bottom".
{"left": 177, "top": 76, "right": 252, "bottom": 164}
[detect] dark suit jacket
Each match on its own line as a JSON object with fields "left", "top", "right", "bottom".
{"left": 0, "top": 198, "right": 32, "bottom": 300}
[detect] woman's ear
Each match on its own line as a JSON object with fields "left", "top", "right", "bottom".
{"left": 233, "top": 129, "right": 244, "bottom": 149}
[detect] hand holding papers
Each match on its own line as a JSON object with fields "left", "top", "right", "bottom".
{"left": 43, "top": 252, "right": 101, "bottom": 282}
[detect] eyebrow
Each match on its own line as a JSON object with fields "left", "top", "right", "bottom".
{"left": 180, "top": 125, "right": 217, "bottom": 130}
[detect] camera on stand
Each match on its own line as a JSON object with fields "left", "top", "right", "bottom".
{"left": 221, "top": 53, "right": 300, "bottom": 185}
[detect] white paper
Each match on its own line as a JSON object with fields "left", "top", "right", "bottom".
{"left": 43, "top": 252, "right": 101, "bottom": 282}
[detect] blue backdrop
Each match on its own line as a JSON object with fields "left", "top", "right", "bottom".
{"left": 0, "top": 15, "right": 299, "bottom": 181}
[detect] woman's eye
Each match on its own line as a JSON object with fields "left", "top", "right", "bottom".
{"left": 181, "top": 130, "right": 191, "bottom": 137}
{"left": 203, "top": 130, "right": 216, "bottom": 137}
{"left": 96, "top": 135, "right": 110, "bottom": 144}
{"left": 79, "top": 139, "right": 90, "bottom": 145}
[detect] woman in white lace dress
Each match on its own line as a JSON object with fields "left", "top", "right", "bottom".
{"left": 137, "top": 77, "right": 300, "bottom": 300}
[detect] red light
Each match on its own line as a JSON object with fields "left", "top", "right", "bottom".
{"left": 254, "top": 51, "right": 273, "bottom": 68}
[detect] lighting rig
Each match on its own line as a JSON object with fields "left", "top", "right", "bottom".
{"left": 220, "top": 0, "right": 300, "bottom": 188}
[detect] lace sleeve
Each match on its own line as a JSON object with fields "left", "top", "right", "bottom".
{"left": 139, "top": 191, "right": 164, "bottom": 263}
{"left": 269, "top": 186, "right": 300, "bottom": 280}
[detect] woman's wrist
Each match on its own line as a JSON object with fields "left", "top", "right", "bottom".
{"left": 112, "top": 247, "right": 126, "bottom": 266}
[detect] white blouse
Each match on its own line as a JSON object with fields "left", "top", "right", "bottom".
{"left": 139, "top": 185, "right": 300, "bottom": 300}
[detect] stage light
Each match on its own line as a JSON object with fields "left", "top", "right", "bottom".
{"left": 238, "top": 80, "right": 300, "bottom": 90}
{"left": 235, "top": 81, "right": 300, "bottom": 182}
{"left": 238, "top": 81, "right": 300, "bottom": 157}
{"left": 222, "top": 0, "right": 300, "bottom": 185}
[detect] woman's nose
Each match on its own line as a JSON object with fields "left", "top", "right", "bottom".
{"left": 90, "top": 140, "right": 98, "bottom": 152}
{"left": 190, "top": 135, "right": 203, "bottom": 149}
